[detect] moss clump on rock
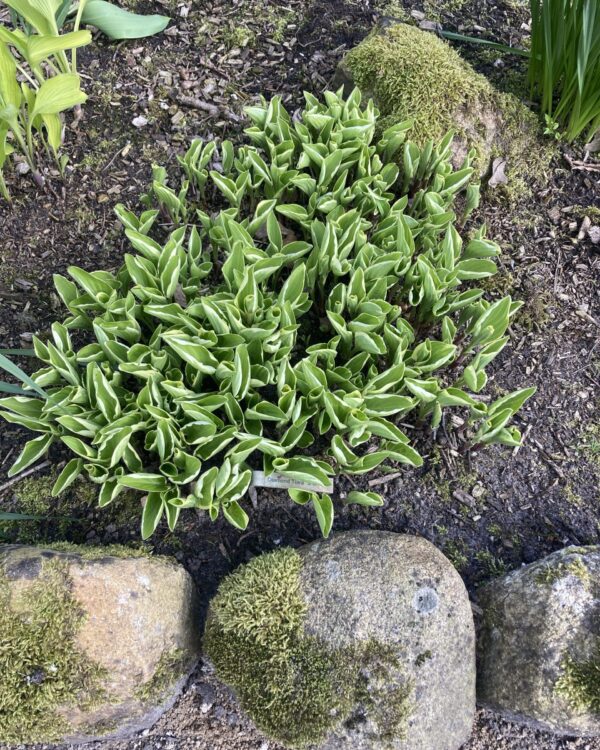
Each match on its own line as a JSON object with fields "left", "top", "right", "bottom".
{"left": 555, "top": 645, "right": 600, "bottom": 714}
{"left": 204, "top": 548, "right": 411, "bottom": 748}
{"left": 341, "top": 23, "right": 552, "bottom": 197}
{"left": 135, "top": 648, "right": 191, "bottom": 705}
{"left": 0, "top": 558, "right": 106, "bottom": 743}
{"left": 344, "top": 22, "right": 491, "bottom": 143}
{"left": 45, "top": 541, "right": 151, "bottom": 560}
{"left": 354, "top": 641, "right": 413, "bottom": 744}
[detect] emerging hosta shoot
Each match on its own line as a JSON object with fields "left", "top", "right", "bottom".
{"left": 0, "top": 88, "right": 534, "bottom": 537}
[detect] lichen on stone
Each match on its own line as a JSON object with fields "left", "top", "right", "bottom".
{"left": 204, "top": 548, "right": 413, "bottom": 749}
{"left": 0, "top": 558, "right": 106, "bottom": 744}
{"left": 555, "top": 644, "right": 600, "bottom": 714}
{"left": 535, "top": 556, "right": 591, "bottom": 586}
{"left": 354, "top": 641, "right": 413, "bottom": 745}
{"left": 135, "top": 648, "right": 191, "bottom": 705}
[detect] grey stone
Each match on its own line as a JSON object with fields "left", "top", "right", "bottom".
{"left": 0, "top": 544, "right": 200, "bottom": 743}
{"left": 298, "top": 531, "right": 476, "bottom": 750}
{"left": 477, "top": 545, "right": 600, "bottom": 736}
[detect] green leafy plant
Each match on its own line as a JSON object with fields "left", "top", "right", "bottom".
{"left": 529, "top": 0, "right": 600, "bottom": 141}
{"left": 0, "top": 0, "right": 169, "bottom": 198}
{"left": 543, "top": 114, "right": 565, "bottom": 141}
{"left": 0, "top": 1, "right": 90, "bottom": 196}
{"left": 440, "top": 0, "right": 600, "bottom": 142}
{"left": 74, "top": 0, "right": 170, "bottom": 40}
{"left": 0, "top": 88, "right": 534, "bottom": 538}
{"left": 6, "top": 0, "right": 170, "bottom": 42}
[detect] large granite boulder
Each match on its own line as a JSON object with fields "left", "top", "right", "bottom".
{"left": 0, "top": 544, "right": 200, "bottom": 744}
{"left": 477, "top": 545, "right": 600, "bottom": 736}
{"left": 204, "top": 531, "right": 475, "bottom": 750}
{"left": 335, "top": 22, "right": 550, "bottom": 193}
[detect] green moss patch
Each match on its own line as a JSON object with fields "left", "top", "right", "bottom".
{"left": 344, "top": 23, "right": 491, "bottom": 144}
{"left": 535, "top": 556, "right": 591, "bottom": 586}
{"left": 0, "top": 558, "right": 106, "bottom": 744}
{"left": 45, "top": 541, "right": 151, "bottom": 560}
{"left": 204, "top": 548, "right": 412, "bottom": 748}
{"left": 135, "top": 648, "right": 191, "bottom": 705}
{"left": 555, "top": 644, "right": 600, "bottom": 714}
{"left": 342, "top": 23, "right": 552, "bottom": 198}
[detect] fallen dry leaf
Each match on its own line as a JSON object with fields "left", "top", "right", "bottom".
{"left": 488, "top": 158, "right": 508, "bottom": 188}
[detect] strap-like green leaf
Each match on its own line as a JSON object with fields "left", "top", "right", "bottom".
{"left": 80, "top": 0, "right": 169, "bottom": 40}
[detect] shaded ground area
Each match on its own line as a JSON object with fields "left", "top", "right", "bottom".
{"left": 0, "top": 0, "right": 599, "bottom": 748}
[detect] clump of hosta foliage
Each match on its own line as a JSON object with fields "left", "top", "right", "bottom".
{"left": 0, "top": 88, "right": 534, "bottom": 538}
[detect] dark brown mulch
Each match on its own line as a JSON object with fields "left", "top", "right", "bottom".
{"left": 0, "top": 0, "right": 599, "bottom": 748}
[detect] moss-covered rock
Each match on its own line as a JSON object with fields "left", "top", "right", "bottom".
{"left": 477, "top": 545, "right": 600, "bottom": 736}
{"left": 0, "top": 544, "right": 200, "bottom": 743}
{"left": 336, "top": 23, "right": 552, "bottom": 197}
{"left": 204, "top": 531, "right": 475, "bottom": 749}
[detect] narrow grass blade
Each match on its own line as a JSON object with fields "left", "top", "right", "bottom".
{"left": 0, "top": 352, "right": 46, "bottom": 397}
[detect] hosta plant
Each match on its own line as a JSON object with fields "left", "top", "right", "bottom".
{"left": 0, "top": 0, "right": 90, "bottom": 197}
{"left": 0, "top": 88, "right": 534, "bottom": 538}
{"left": 0, "top": 0, "right": 169, "bottom": 199}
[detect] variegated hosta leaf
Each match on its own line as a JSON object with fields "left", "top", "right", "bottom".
{"left": 0, "top": 88, "right": 534, "bottom": 537}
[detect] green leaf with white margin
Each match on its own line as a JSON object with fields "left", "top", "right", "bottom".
{"left": 193, "top": 466, "right": 218, "bottom": 509}
{"left": 164, "top": 500, "right": 180, "bottom": 532}
{"left": 488, "top": 387, "right": 536, "bottom": 417}
{"left": 98, "top": 477, "right": 123, "bottom": 507}
{"left": 346, "top": 490, "right": 384, "bottom": 507}
{"left": 231, "top": 344, "right": 250, "bottom": 399}
{"left": 161, "top": 332, "right": 218, "bottom": 374}
{"left": 61, "top": 435, "right": 97, "bottom": 459}
{"left": 51, "top": 458, "right": 84, "bottom": 495}
{"left": 32, "top": 74, "right": 87, "bottom": 117}
{"left": 8, "top": 433, "right": 53, "bottom": 477}
{"left": 288, "top": 488, "right": 314, "bottom": 505}
{"left": 312, "top": 493, "right": 334, "bottom": 537}
{"left": 141, "top": 492, "right": 164, "bottom": 539}
{"left": 276, "top": 204, "right": 310, "bottom": 223}
{"left": 271, "top": 456, "right": 333, "bottom": 488}
{"left": 118, "top": 473, "right": 169, "bottom": 492}
{"left": 91, "top": 364, "right": 121, "bottom": 421}
{"left": 80, "top": 0, "right": 170, "bottom": 40}
{"left": 223, "top": 500, "right": 249, "bottom": 530}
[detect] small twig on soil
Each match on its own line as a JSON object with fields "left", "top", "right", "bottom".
{"left": 530, "top": 437, "right": 565, "bottom": 479}
{"left": 102, "top": 142, "right": 128, "bottom": 172}
{"left": 438, "top": 444, "right": 457, "bottom": 478}
{"left": 177, "top": 96, "right": 220, "bottom": 117}
{"left": 443, "top": 505, "right": 475, "bottom": 526}
{"left": 0, "top": 447, "right": 15, "bottom": 468}
{"left": 452, "top": 489, "right": 475, "bottom": 509}
{"left": 565, "top": 153, "right": 600, "bottom": 172}
{"left": 0, "top": 460, "right": 51, "bottom": 495}
{"left": 575, "top": 308, "right": 600, "bottom": 328}
{"left": 512, "top": 423, "right": 533, "bottom": 455}
{"left": 368, "top": 471, "right": 402, "bottom": 487}
{"left": 553, "top": 248, "right": 562, "bottom": 294}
